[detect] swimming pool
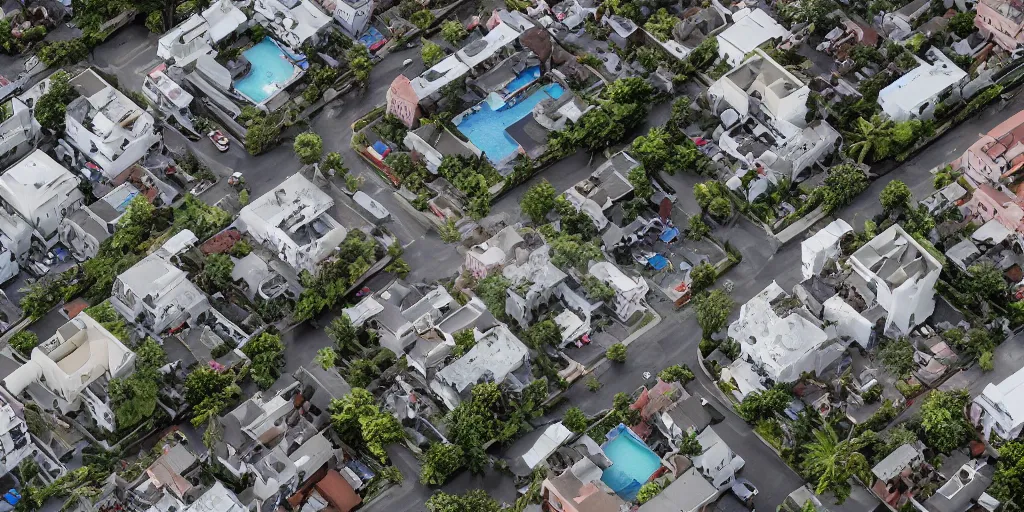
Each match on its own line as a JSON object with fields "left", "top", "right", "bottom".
{"left": 504, "top": 65, "right": 541, "bottom": 94}
{"left": 600, "top": 425, "right": 662, "bottom": 501}
{"left": 234, "top": 39, "right": 300, "bottom": 104}
{"left": 456, "top": 83, "right": 564, "bottom": 162}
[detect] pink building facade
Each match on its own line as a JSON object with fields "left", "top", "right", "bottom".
{"left": 385, "top": 75, "right": 421, "bottom": 128}
{"left": 975, "top": 0, "right": 1024, "bottom": 52}
{"left": 955, "top": 109, "right": 1024, "bottom": 233}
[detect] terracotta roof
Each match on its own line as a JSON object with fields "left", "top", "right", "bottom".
{"left": 63, "top": 299, "right": 89, "bottom": 319}
{"left": 314, "top": 470, "right": 362, "bottom": 512}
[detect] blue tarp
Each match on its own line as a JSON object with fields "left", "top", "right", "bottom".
{"left": 659, "top": 227, "right": 679, "bottom": 242}
{"left": 371, "top": 141, "right": 389, "bottom": 154}
{"left": 647, "top": 254, "right": 668, "bottom": 270}
{"left": 359, "top": 27, "right": 385, "bottom": 49}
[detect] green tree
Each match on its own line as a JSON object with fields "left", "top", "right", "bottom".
{"left": 687, "top": 215, "right": 710, "bottom": 240}
{"left": 569, "top": 108, "right": 624, "bottom": 152}
{"left": 185, "top": 367, "right": 239, "bottom": 427}
{"left": 659, "top": 364, "right": 694, "bottom": 384}
{"left": 315, "top": 347, "right": 337, "bottom": 369}
{"left": 695, "top": 289, "right": 734, "bottom": 337}
{"left": 563, "top": 406, "right": 588, "bottom": 434}
{"left": 708, "top": 197, "right": 732, "bottom": 221}
{"left": 109, "top": 338, "right": 166, "bottom": 429}
{"left": 346, "top": 45, "right": 374, "bottom": 84}
{"left": 438, "top": 217, "right": 461, "bottom": 243}
{"left": 949, "top": 11, "right": 976, "bottom": 38}
{"left": 822, "top": 164, "right": 869, "bottom": 214}
{"left": 636, "top": 481, "right": 662, "bottom": 504}
{"left": 628, "top": 165, "right": 654, "bottom": 201}
{"left": 989, "top": 441, "right": 1024, "bottom": 507}
{"left": 606, "top": 343, "right": 627, "bottom": 363}
{"left": 452, "top": 329, "right": 476, "bottom": 358}
{"left": 329, "top": 388, "right": 378, "bottom": 445}
{"left": 802, "top": 423, "right": 872, "bottom": 503}
{"left": 736, "top": 385, "right": 791, "bottom": 423}
{"left": 521, "top": 180, "right": 558, "bottom": 224}
{"left": 421, "top": 38, "right": 444, "bottom": 66}
{"left": 38, "top": 38, "right": 88, "bottom": 67}
{"left": 475, "top": 274, "right": 512, "bottom": 318}
{"left": 689, "top": 263, "right": 717, "bottom": 294}
{"left": 293, "top": 132, "right": 323, "bottom": 165}
{"left": 425, "top": 489, "right": 500, "bottom": 512}
{"left": 410, "top": 9, "right": 434, "bottom": 29}
{"left": 632, "top": 127, "right": 674, "bottom": 175}
{"left": 322, "top": 152, "right": 348, "bottom": 176}
{"left": 846, "top": 115, "right": 895, "bottom": 163}
{"left": 200, "top": 253, "right": 234, "bottom": 294}
{"left": 420, "top": 442, "right": 466, "bottom": 485}
{"left": 440, "top": 20, "right": 468, "bottom": 44}
{"left": 9, "top": 331, "right": 38, "bottom": 355}
{"left": 878, "top": 337, "right": 915, "bottom": 377}
{"left": 880, "top": 180, "right": 912, "bottom": 214}
{"left": 967, "top": 262, "right": 1007, "bottom": 301}
{"left": 34, "top": 71, "right": 74, "bottom": 132}
{"left": 360, "top": 410, "right": 404, "bottom": 462}
{"left": 524, "top": 319, "right": 562, "bottom": 349}
{"left": 582, "top": 274, "right": 615, "bottom": 302}
{"left": 244, "top": 114, "right": 281, "bottom": 155}
{"left": 920, "top": 389, "right": 970, "bottom": 453}
{"left": 241, "top": 332, "right": 285, "bottom": 389}
{"left": 327, "top": 314, "right": 364, "bottom": 355}
{"left": 643, "top": 8, "right": 676, "bottom": 41}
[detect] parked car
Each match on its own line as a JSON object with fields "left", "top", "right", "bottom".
{"left": 731, "top": 478, "right": 758, "bottom": 508}
{"left": 208, "top": 130, "right": 229, "bottom": 152}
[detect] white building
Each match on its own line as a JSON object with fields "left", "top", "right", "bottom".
{"left": 692, "top": 426, "right": 745, "bottom": 489}
{"left": 970, "top": 366, "right": 1024, "bottom": 441}
{"left": 186, "top": 481, "right": 247, "bottom": 512}
{"left": 59, "top": 183, "right": 140, "bottom": 261}
{"left": 0, "top": 97, "right": 40, "bottom": 167}
{"left": 157, "top": 0, "right": 248, "bottom": 64}
{"left": 239, "top": 173, "right": 348, "bottom": 273}
{"left": 588, "top": 261, "right": 649, "bottom": 322}
{"left": 63, "top": 69, "right": 161, "bottom": 181}
{"left": 431, "top": 324, "right": 530, "bottom": 409}
{"left": 801, "top": 219, "right": 853, "bottom": 280}
{"left": 316, "top": 0, "right": 374, "bottom": 37}
{"left": 826, "top": 224, "right": 941, "bottom": 346}
{"left": 464, "top": 226, "right": 524, "bottom": 277}
{"left": 0, "top": 150, "right": 84, "bottom": 249}
{"left": 143, "top": 66, "right": 195, "bottom": 121}
{"left": 727, "top": 281, "right": 843, "bottom": 385}
{"left": 110, "top": 231, "right": 211, "bottom": 335}
{"left": 253, "top": 0, "right": 333, "bottom": 49}
{"left": 715, "top": 8, "right": 788, "bottom": 67}
{"left": 878, "top": 48, "right": 967, "bottom": 121}
{"left": 3, "top": 313, "right": 137, "bottom": 431}
{"left": 0, "top": 389, "right": 36, "bottom": 477}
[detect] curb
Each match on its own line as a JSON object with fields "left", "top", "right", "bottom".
{"left": 620, "top": 305, "right": 662, "bottom": 347}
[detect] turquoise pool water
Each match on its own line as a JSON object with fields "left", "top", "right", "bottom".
{"left": 234, "top": 39, "right": 298, "bottom": 103}
{"left": 504, "top": 65, "right": 541, "bottom": 93}
{"left": 456, "top": 83, "right": 563, "bottom": 162}
{"left": 600, "top": 429, "right": 662, "bottom": 501}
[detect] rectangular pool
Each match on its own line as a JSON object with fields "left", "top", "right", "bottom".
{"left": 456, "top": 82, "right": 563, "bottom": 163}
{"left": 234, "top": 38, "right": 301, "bottom": 104}
{"left": 504, "top": 65, "right": 541, "bottom": 94}
{"left": 600, "top": 426, "right": 662, "bottom": 502}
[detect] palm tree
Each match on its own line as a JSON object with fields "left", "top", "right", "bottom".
{"left": 802, "top": 424, "right": 872, "bottom": 502}
{"left": 845, "top": 115, "right": 895, "bottom": 164}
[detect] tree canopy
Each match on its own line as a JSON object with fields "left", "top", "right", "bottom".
{"left": 241, "top": 331, "right": 285, "bottom": 389}
{"left": 293, "top": 132, "right": 324, "bottom": 165}
{"left": 520, "top": 180, "right": 558, "bottom": 224}
{"left": 695, "top": 289, "right": 734, "bottom": 337}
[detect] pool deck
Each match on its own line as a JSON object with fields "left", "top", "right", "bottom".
{"left": 455, "top": 82, "right": 563, "bottom": 163}
{"left": 233, "top": 38, "right": 305, "bottom": 107}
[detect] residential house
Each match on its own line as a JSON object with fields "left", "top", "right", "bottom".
{"left": 970, "top": 365, "right": 1024, "bottom": 441}
{"left": 975, "top": 0, "right": 1024, "bottom": 52}
{"left": 464, "top": 225, "right": 525, "bottom": 277}
{"left": 143, "top": 65, "right": 195, "bottom": 124}
{"left": 239, "top": 173, "right": 349, "bottom": 274}
{"left": 187, "top": 482, "right": 247, "bottom": 512}
{"left": 131, "top": 442, "right": 201, "bottom": 505}
{"left": 638, "top": 466, "right": 719, "bottom": 512}
{"left": 3, "top": 313, "right": 136, "bottom": 431}
{"left": 62, "top": 69, "right": 162, "bottom": 181}
{"left": 870, "top": 443, "right": 928, "bottom": 509}
{"left": 0, "top": 96, "right": 39, "bottom": 169}
{"left": 0, "top": 149, "right": 84, "bottom": 255}
{"left": 318, "top": 0, "right": 375, "bottom": 37}
{"left": 824, "top": 224, "right": 941, "bottom": 347}
{"left": 709, "top": 50, "right": 839, "bottom": 185}
{"left": 654, "top": 394, "right": 713, "bottom": 444}
{"left": 817, "top": 16, "right": 880, "bottom": 62}
{"left": 716, "top": 8, "right": 789, "bottom": 66}
{"left": 541, "top": 456, "right": 628, "bottom": 512}
{"left": 253, "top": 0, "right": 333, "bottom": 49}
{"left": 877, "top": 48, "right": 967, "bottom": 121}
{"left": 588, "top": 261, "right": 649, "bottom": 322}
{"left": 403, "top": 122, "right": 481, "bottom": 173}
{"left": 344, "top": 280, "right": 457, "bottom": 365}
{"left": 110, "top": 230, "right": 212, "bottom": 336}
{"left": 880, "top": 0, "right": 932, "bottom": 40}
{"left": 726, "top": 281, "right": 843, "bottom": 392}
{"left": 0, "top": 387, "right": 63, "bottom": 479}
{"left": 430, "top": 324, "right": 530, "bottom": 409}
{"left": 505, "top": 422, "right": 573, "bottom": 476}
{"left": 59, "top": 182, "right": 144, "bottom": 260}
{"left": 644, "top": 5, "right": 728, "bottom": 61}
{"left": 801, "top": 219, "right": 853, "bottom": 280}
{"left": 923, "top": 459, "right": 996, "bottom": 512}
{"left": 157, "top": 0, "right": 248, "bottom": 64}
{"left": 503, "top": 245, "right": 568, "bottom": 329}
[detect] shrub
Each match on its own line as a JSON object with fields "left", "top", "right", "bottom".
{"left": 586, "top": 376, "right": 602, "bottom": 391}
{"left": 658, "top": 364, "right": 694, "bottom": 384}
{"left": 440, "top": 20, "right": 468, "bottom": 45}
{"left": 708, "top": 197, "right": 732, "bottom": 220}
{"left": 9, "top": 331, "right": 38, "bottom": 355}
{"left": 38, "top": 38, "right": 89, "bottom": 67}
{"left": 563, "top": 406, "right": 588, "bottom": 434}
{"left": 606, "top": 343, "right": 627, "bottom": 363}
{"left": 636, "top": 481, "right": 662, "bottom": 504}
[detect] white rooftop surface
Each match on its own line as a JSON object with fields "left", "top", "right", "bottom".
{"left": 521, "top": 422, "right": 572, "bottom": 469}
{"left": 972, "top": 218, "right": 1013, "bottom": 245}
{"left": 879, "top": 52, "right": 966, "bottom": 118}
{"left": 0, "top": 150, "right": 79, "bottom": 218}
{"left": 342, "top": 297, "right": 384, "bottom": 327}
{"left": 434, "top": 325, "right": 528, "bottom": 394}
{"left": 186, "top": 482, "right": 246, "bottom": 512}
{"left": 285, "top": 0, "right": 333, "bottom": 41}
{"left": 638, "top": 466, "right": 717, "bottom": 512}
{"left": 872, "top": 444, "right": 921, "bottom": 481}
{"left": 978, "top": 366, "right": 1024, "bottom": 432}
{"left": 148, "top": 69, "right": 194, "bottom": 109}
{"left": 241, "top": 173, "right": 333, "bottom": 224}
{"left": 589, "top": 261, "right": 641, "bottom": 293}
{"left": 801, "top": 219, "right": 853, "bottom": 280}
{"left": 456, "top": 23, "right": 522, "bottom": 69}
{"left": 410, "top": 55, "right": 471, "bottom": 99}
{"left": 717, "top": 8, "right": 788, "bottom": 65}
{"left": 203, "top": 0, "right": 247, "bottom": 41}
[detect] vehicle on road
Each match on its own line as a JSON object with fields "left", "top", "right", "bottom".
{"left": 208, "top": 130, "right": 229, "bottom": 152}
{"left": 731, "top": 478, "right": 758, "bottom": 508}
